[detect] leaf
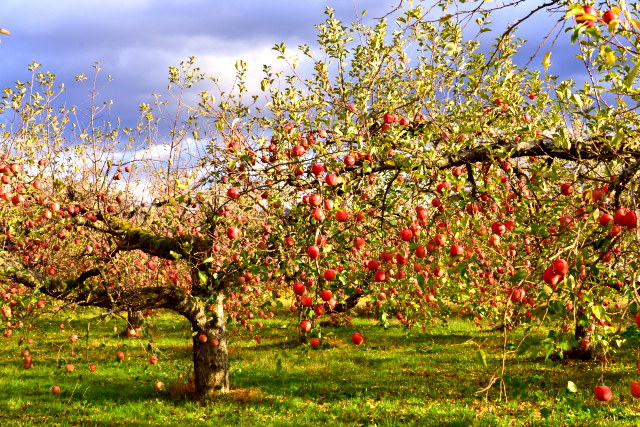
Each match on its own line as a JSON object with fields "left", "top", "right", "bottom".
{"left": 624, "top": 63, "right": 639, "bottom": 89}
{"left": 198, "top": 270, "right": 207, "bottom": 284}
{"left": 567, "top": 381, "right": 578, "bottom": 393}
{"left": 476, "top": 349, "right": 487, "bottom": 368}
{"left": 592, "top": 304, "right": 606, "bottom": 320}
{"left": 542, "top": 52, "right": 552, "bottom": 71}
{"left": 0, "top": 28, "right": 10, "bottom": 36}
{"left": 439, "top": 14, "right": 453, "bottom": 24}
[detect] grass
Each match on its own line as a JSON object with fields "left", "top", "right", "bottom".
{"left": 2, "top": 308, "right": 640, "bottom": 426}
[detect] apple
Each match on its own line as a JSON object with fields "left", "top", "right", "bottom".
{"left": 375, "top": 271, "right": 386, "bottom": 282}
{"left": 65, "top": 364, "right": 75, "bottom": 372}
{"left": 89, "top": 364, "right": 97, "bottom": 371}
{"left": 383, "top": 113, "right": 398, "bottom": 124}
{"left": 292, "top": 281, "right": 306, "bottom": 295}
{"left": 543, "top": 267, "right": 563, "bottom": 286}
{"left": 576, "top": 5, "right": 598, "bottom": 28}
{"left": 635, "top": 312, "right": 640, "bottom": 328}
{"left": 309, "top": 337, "right": 320, "bottom": 348}
{"left": 69, "top": 334, "right": 79, "bottom": 343}
{"left": 154, "top": 381, "right": 164, "bottom": 391}
{"left": 301, "top": 296, "right": 313, "bottom": 307}
{"left": 320, "top": 289, "right": 333, "bottom": 302}
{"left": 632, "top": 382, "right": 640, "bottom": 398}
{"left": 560, "top": 183, "right": 573, "bottom": 196}
{"left": 115, "top": 351, "right": 125, "bottom": 361}
{"left": 52, "top": 385, "right": 61, "bottom": 394}
{"left": 226, "top": 187, "right": 240, "bottom": 199}
{"left": 325, "top": 173, "right": 338, "bottom": 186}
{"left": 614, "top": 208, "right": 628, "bottom": 225}
{"left": 197, "top": 333, "right": 208, "bottom": 343}
{"left": 552, "top": 259, "right": 569, "bottom": 275}
{"left": 311, "top": 163, "right": 325, "bottom": 176}
{"left": 306, "top": 246, "right": 320, "bottom": 260}
{"left": 351, "top": 333, "right": 364, "bottom": 345}
{"left": 323, "top": 269, "right": 336, "bottom": 281}
{"left": 312, "top": 208, "right": 325, "bottom": 221}
{"left": 300, "top": 320, "right": 312, "bottom": 332}
{"left": 599, "top": 213, "right": 613, "bottom": 227}
{"left": 491, "top": 222, "right": 506, "bottom": 235}
{"left": 335, "top": 210, "right": 349, "bottom": 222}
{"left": 400, "top": 229, "right": 413, "bottom": 241}
{"left": 226, "top": 227, "right": 240, "bottom": 239}
{"left": 624, "top": 210, "right": 638, "bottom": 229}
{"left": 602, "top": 10, "right": 619, "bottom": 25}
{"left": 594, "top": 385, "right": 612, "bottom": 402}
{"left": 291, "top": 145, "right": 305, "bottom": 157}
{"left": 449, "top": 244, "right": 463, "bottom": 257}
{"left": 210, "top": 338, "right": 220, "bottom": 347}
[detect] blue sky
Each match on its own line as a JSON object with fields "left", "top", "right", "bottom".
{"left": 1, "top": 1, "right": 581, "bottom": 128}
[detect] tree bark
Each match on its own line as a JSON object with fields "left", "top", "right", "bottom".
{"left": 191, "top": 292, "right": 229, "bottom": 396}
{"left": 119, "top": 310, "right": 144, "bottom": 337}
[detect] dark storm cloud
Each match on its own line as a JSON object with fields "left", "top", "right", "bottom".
{"left": 1, "top": 0, "right": 394, "bottom": 126}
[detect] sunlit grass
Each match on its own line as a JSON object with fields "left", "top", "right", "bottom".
{"left": 1, "top": 308, "right": 640, "bottom": 426}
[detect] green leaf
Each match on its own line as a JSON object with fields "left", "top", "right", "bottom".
{"left": 592, "top": 305, "right": 606, "bottom": 321}
{"left": 625, "top": 63, "right": 639, "bottom": 89}
{"left": 476, "top": 349, "right": 487, "bottom": 368}
{"left": 198, "top": 271, "right": 207, "bottom": 284}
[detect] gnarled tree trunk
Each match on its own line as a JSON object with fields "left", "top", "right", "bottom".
{"left": 191, "top": 292, "right": 229, "bottom": 395}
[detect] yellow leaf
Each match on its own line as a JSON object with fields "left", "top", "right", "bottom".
{"left": 0, "top": 28, "right": 10, "bottom": 36}
{"left": 604, "top": 49, "right": 616, "bottom": 65}
{"left": 439, "top": 14, "right": 453, "bottom": 24}
{"left": 542, "top": 52, "right": 552, "bottom": 71}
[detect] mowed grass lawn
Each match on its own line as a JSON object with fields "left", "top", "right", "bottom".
{"left": 1, "top": 307, "right": 640, "bottom": 426}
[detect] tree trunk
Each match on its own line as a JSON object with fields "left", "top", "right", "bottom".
{"left": 191, "top": 293, "right": 229, "bottom": 396}
{"left": 566, "top": 307, "right": 593, "bottom": 360}
{"left": 119, "top": 309, "right": 144, "bottom": 337}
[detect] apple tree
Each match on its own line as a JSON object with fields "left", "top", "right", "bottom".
{"left": 1, "top": 2, "right": 640, "bottom": 398}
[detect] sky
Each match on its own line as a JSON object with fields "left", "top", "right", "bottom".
{"left": 0, "top": 0, "right": 581, "bottom": 129}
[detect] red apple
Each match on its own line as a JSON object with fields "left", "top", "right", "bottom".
{"left": 292, "top": 281, "right": 306, "bottom": 295}
{"left": 227, "top": 187, "right": 240, "bottom": 199}
{"left": 400, "top": 229, "right": 413, "bottom": 241}
{"left": 115, "top": 351, "right": 125, "bottom": 361}
{"left": 309, "top": 337, "right": 320, "bottom": 348}
{"left": 320, "top": 289, "right": 333, "bottom": 302}
{"left": 226, "top": 227, "right": 240, "bottom": 239}
{"left": 449, "top": 244, "right": 464, "bottom": 257}
{"left": 351, "top": 333, "right": 364, "bottom": 345}
{"left": 602, "top": 10, "right": 619, "bottom": 25}
{"left": 491, "top": 222, "right": 506, "bottom": 235}
{"left": 631, "top": 382, "right": 640, "bottom": 398}
{"left": 300, "top": 320, "right": 312, "bottom": 332}
{"left": 65, "top": 364, "right": 75, "bottom": 372}
{"left": 323, "top": 269, "right": 336, "bottom": 281}
{"left": 552, "top": 259, "right": 569, "bottom": 275}
{"left": 197, "top": 333, "right": 208, "bottom": 343}
{"left": 594, "top": 385, "right": 612, "bottom": 402}
{"left": 154, "top": 381, "right": 164, "bottom": 391}
{"left": 325, "top": 173, "right": 338, "bottom": 186}
{"left": 89, "top": 364, "right": 97, "bottom": 371}
{"left": 52, "top": 385, "right": 61, "bottom": 394}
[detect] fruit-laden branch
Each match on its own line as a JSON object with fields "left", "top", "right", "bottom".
{"left": 0, "top": 255, "right": 207, "bottom": 323}
{"left": 0, "top": 256, "right": 101, "bottom": 299}
{"left": 75, "top": 216, "right": 211, "bottom": 262}
{"left": 283, "top": 136, "right": 637, "bottom": 192}
{"left": 328, "top": 293, "right": 362, "bottom": 313}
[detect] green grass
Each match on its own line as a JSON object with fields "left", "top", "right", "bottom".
{"left": 2, "top": 309, "right": 640, "bottom": 426}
